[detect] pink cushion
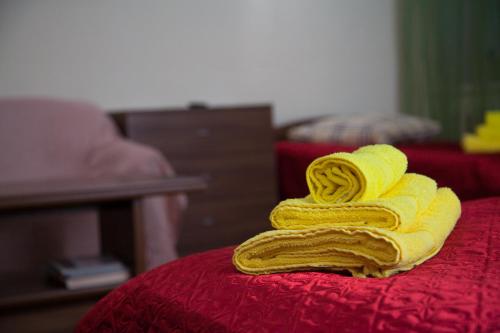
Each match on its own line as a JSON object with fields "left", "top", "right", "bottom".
{"left": 0, "top": 97, "right": 115, "bottom": 182}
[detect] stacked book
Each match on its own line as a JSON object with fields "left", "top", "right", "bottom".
{"left": 48, "top": 256, "right": 130, "bottom": 290}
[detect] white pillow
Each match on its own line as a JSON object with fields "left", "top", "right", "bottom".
{"left": 287, "top": 113, "right": 441, "bottom": 145}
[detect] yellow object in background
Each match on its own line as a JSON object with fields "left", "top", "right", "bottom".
{"left": 476, "top": 125, "right": 500, "bottom": 140}
{"left": 463, "top": 110, "right": 500, "bottom": 153}
{"left": 306, "top": 144, "right": 407, "bottom": 204}
{"left": 463, "top": 134, "right": 500, "bottom": 153}
{"left": 485, "top": 110, "right": 500, "bottom": 127}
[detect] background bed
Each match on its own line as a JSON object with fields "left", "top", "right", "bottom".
{"left": 276, "top": 141, "right": 500, "bottom": 201}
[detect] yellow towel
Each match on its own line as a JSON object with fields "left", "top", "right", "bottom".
{"left": 462, "top": 110, "right": 500, "bottom": 153}
{"left": 462, "top": 134, "right": 500, "bottom": 153}
{"left": 477, "top": 125, "right": 500, "bottom": 141}
{"left": 271, "top": 173, "right": 436, "bottom": 232}
{"left": 306, "top": 144, "right": 407, "bottom": 204}
{"left": 485, "top": 110, "right": 500, "bottom": 127}
{"left": 233, "top": 188, "right": 461, "bottom": 277}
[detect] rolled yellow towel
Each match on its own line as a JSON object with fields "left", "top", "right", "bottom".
{"left": 306, "top": 144, "right": 407, "bottom": 204}
{"left": 233, "top": 188, "right": 461, "bottom": 277}
{"left": 271, "top": 173, "right": 436, "bottom": 232}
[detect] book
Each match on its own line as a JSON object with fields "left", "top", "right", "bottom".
{"left": 48, "top": 256, "right": 127, "bottom": 278}
{"left": 63, "top": 270, "right": 130, "bottom": 290}
{"left": 47, "top": 255, "right": 130, "bottom": 290}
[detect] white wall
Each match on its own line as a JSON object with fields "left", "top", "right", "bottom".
{"left": 0, "top": 0, "right": 397, "bottom": 124}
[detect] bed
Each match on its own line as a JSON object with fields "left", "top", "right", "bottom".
{"left": 76, "top": 196, "right": 499, "bottom": 333}
{"left": 276, "top": 141, "right": 500, "bottom": 201}
{"left": 274, "top": 113, "right": 500, "bottom": 201}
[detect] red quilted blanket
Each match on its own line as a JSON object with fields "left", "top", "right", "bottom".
{"left": 77, "top": 197, "right": 500, "bottom": 333}
{"left": 276, "top": 141, "right": 500, "bottom": 201}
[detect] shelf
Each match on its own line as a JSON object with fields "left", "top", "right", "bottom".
{"left": 0, "top": 175, "right": 207, "bottom": 312}
{"left": 0, "top": 175, "right": 207, "bottom": 211}
{"left": 0, "top": 270, "right": 120, "bottom": 310}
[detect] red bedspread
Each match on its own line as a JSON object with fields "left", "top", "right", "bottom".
{"left": 276, "top": 141, "right": 500, "bottom": 201}
{"left": 77, "top": 197, "right": 500, "bottom": 333}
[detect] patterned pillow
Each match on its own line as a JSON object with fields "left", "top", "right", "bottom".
{"left": 287, "top": 113, "right": 441, "bottom": 145}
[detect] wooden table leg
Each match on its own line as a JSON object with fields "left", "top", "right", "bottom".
{"left": 99, "top": 200, "right": 145, "bottom": 274}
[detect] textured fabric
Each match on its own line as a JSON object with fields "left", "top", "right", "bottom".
{"left": 239, "top": 148, "right": 457, "bottom": 277}
{"left": 276, "top": 141, "right": 500, "bottom": 201}
{"left": 287, "top": 113, "right": 441, "bottom": 145}
{"left": 306, "top": 144, "right": 407, "bottom": 204}
{"left": 76, "top": 197, "right": 500, "bottom": 333}
{"left": 234, "top": 188, "right": 460, "bottom": 277}
{"left": 272, "top": 173, "right": 437, "bottom": 232}
{"left": 0, "top": 97, "right": 184, "bottom": 270}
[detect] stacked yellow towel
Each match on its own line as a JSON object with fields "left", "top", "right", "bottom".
{"left": 233, "top": 144, "right": 461, "bottom": 278}
{"left": 271, "top": 173, "right": 437, "bottom": 232}
{"left": 463, "top": 110, "right": 500, "bottom": 153}
{"left": 234, "top": 188, "right": 460, "bottom": 277}
{"left": 306, "top": 144, "right": 407, "bottom": 203}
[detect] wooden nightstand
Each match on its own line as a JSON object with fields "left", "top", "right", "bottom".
{"left": 0, "top": 176, "right": 205, "bottom": 333}
{"left": 113, "top": 104, "right": 278, "bottom": 256}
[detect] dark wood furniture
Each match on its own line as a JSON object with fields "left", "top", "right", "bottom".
{"left": 113, "top": 104, "right": 278, "bottom": 256}
{"left": 0, "top": 176, "right": 205, "bottom": 333}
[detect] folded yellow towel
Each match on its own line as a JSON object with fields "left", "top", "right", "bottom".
{"left": 233, "top": 188, "right": 461, "bottom": 277}
{"left": 477, "top": 125, "right": 500, "bottom": 141}
{"left": 306, "top": 144, "right": 407, "bottom": 204}
{"left": 462, "top": 111, "right": 500, "bottom": 153}
{"left": 462, "top": 134, "right": 500, "bottom": 153}
{"left": 271, "top": 173, "right": 436, "bottom": 232}
{"left": 485, "top": 110, "right": 500, "bottom": 127}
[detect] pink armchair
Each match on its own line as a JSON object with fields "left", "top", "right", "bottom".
{"left": 0, "top": 97, "right": 186, "bottom": 272}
